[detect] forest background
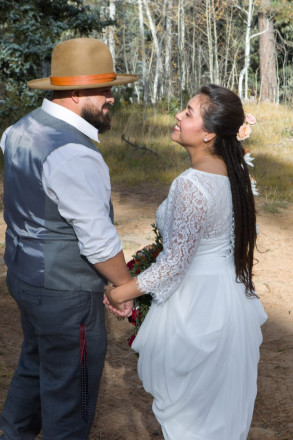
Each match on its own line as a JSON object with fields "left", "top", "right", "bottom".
{"left": 1, "top": 0, "right": 293, "bottom": 206}
{"left": 1, "top": 0, "right": 293, "bottom": 121}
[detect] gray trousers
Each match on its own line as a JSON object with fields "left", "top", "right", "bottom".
{"left": 0, "top": 271, "right": 107, "bottom": 440}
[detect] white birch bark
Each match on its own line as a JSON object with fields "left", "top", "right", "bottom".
{"left": 191, "top": 9, "right": 197, "bottom": 90}
{"left": 212, "top": 0, "right": 219, "bottom": 83}
{"left": 206, "top": 0, "right": 214, "bottom": 82}
{"left": 122, "top": 26, "right": 129, "bottom": 74}
{"left": 237, "top": 0, "right": 254, "bottom": 100}
{"left": 138, "top": 0, "right": 147, "bottom": 102}
{"left": 108, "top": 0, "right": 116, "bottom": 70}
{"left": 164, "top": 0, "right": 173, "bottom": 102}
{"left": 178, "top": 0, "right": 185, "bottom": 106}
{"left": 143, "top": 0, "right": 161, "bottom": 102}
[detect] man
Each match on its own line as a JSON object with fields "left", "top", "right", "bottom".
{"left": 0, "top": 38, "right": 138, "bottom": 439}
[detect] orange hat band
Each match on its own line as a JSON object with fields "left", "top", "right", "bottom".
{"left": 50, "top": 73, "right": 117, "bottom": 86}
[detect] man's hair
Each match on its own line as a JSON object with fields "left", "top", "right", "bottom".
{"left": 52, "top": 90, "right": 73, "bottom": 100}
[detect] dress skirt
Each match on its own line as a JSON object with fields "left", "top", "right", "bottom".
{"left": 132, "top": 253, "right": 267, "bottom": 440}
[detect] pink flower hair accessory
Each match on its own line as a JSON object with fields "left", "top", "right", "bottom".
{"left": 236, "top": 113, "right": 257, "bottom": 141}
{"left": 245, "top": 114, "right": 256, "bottom": 125}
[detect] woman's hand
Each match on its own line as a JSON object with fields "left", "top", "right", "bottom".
{"left": 104, "top": 278, "right": 141, "bottom": 318}
{"left": 104, "top": 286, "right": 133, "bottom": 318}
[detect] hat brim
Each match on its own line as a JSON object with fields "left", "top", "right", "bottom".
{"left": 27, "top": 73, "right": 139, "bottom": 90}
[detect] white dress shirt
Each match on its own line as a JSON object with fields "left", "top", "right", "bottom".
{"left": 0, "top": 99, "right": 122, "bottom": 264}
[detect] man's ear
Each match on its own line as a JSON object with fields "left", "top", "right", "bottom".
{"left": 71, "top": 90, "right": 80, "bottom": 104}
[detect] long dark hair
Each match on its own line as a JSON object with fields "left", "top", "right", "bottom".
{"left": 197, "top": 84, "right": 256, "bottom": 297}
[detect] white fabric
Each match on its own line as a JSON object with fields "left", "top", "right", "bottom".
{"left": 0, "top": 100, "right": 122, "bottom": 264}
{"left": 0, "top": 126, "right": 12, "bottom": 152}
{"left": 133, "top": 168, "right": 267, "bottom": 440}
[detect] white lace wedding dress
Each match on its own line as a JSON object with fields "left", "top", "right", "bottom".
{"left": 132, "top": 168, "right": 267, "bottom": 440}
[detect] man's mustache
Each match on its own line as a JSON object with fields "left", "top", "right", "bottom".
{"left": 102, "top": 103, "right": 113, "bottom": 110}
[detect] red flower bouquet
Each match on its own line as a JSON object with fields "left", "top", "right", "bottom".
{"left": 127, "top": 224, "right": 163, "bottom": 346}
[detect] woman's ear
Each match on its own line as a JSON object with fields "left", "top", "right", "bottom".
{"left": 204, "top": 132, "right": 216, "bottom": 143}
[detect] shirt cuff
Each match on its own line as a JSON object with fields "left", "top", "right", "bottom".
{"left": 85, "top": 238, "right": 122, "bottom": 264}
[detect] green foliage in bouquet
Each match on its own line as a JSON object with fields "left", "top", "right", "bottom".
{"left": 127, "top": 224, "right": 163, "bottom": 346}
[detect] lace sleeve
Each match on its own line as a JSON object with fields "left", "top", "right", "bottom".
{"left": 136, "top": 175, "right": 209, "bottom": 304}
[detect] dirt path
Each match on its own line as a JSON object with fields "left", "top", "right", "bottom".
{"left": 0, "top": 185, "right": 292, "bottom": 439}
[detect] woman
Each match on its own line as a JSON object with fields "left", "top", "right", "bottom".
{"left": 105, "top": 84, "right": 267, "bottom": 440}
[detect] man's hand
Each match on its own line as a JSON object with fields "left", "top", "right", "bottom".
{"left": 121, "top": 300, "right": 134, "bottom": 317}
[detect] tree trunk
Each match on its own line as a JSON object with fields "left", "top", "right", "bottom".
{"left": 108, "top": 0, "right": 116, "bottom": 69}
{"left": 206, "top": 0, "right": 214, "bottom": 82}
{"left": 143, "top": 0, "right": 161, "bottom": 103}
{"left": 178, "top": 0, "right": 185, "bottom": 107}
{"left": 212, "top": 0, "right": 219, "bottom": 84}
{"left": 223, "top": 6, "right": 233, "bottom": 88}
{"left": 138, "top": 0, "right": 147, "bottom": 103}
{"left": 258, "top": 0, "right": 278, "bottom": 102}
{"left": 191, "top": 9, "right": 196, "bottom": 91}
{"left": 238, "top": 0, "right": 254, "bottom": 100}
{"left": 164, "top": 0, "right": 173, "bottom": 105}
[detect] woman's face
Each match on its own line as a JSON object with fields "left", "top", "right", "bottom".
{"left": 171, "top": 94, "right": 208, "bottom": 148}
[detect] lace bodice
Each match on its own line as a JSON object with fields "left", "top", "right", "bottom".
{"left": 137, "top": 168, "right": 234, "bottom": 304}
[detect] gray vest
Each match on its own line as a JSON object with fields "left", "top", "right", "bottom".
{"left": 4, "top": 107, "right": 112, "bottom": 291}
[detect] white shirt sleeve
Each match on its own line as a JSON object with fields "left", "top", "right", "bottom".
{"left": 42, "top": 143, "right": 122, "bottom": 264}
{"left": 0, "top": 126, "right": 12, "bottom": 153}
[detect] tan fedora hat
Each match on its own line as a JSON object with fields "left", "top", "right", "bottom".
{"left": 27, "top": 38, "right": 139, "bottom": 90}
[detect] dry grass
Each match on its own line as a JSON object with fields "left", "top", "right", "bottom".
{"left": 243, "top": 102, "right": 293, "bottom": 207}
{"left": 100, "top": 102, "right": 293, "bottom": 204}
{"left": 99, "top": 104, "right": 189, "bottom": 186}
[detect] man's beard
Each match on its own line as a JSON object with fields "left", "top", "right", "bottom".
{"left": 81, "top": 104, "right": 111, "bottom": 133}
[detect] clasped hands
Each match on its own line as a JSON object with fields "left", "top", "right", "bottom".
{"left": 103, "top": 284, "right": 133, "bottom": 319}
